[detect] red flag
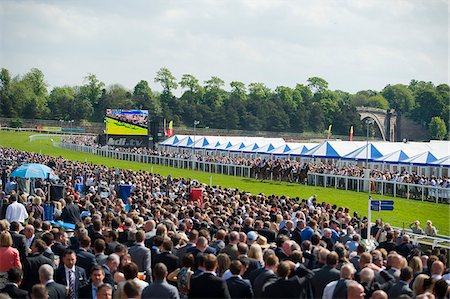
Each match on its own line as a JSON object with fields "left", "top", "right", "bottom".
{"left": 163, "top": 119, "right": 168, "bottom": 137}
{"left": 350, "top": 126, "right": 354, "bottom": 141}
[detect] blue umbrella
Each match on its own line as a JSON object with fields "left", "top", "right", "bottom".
{"left": 10, "top": 163, "right": 58, "bottom": 179}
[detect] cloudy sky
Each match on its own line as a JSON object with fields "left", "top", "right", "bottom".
{"left": 1, "top": 0, "right": 448, "bottom": 94}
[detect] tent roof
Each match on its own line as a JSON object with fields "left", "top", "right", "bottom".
{"left": 159, "top": 134, "right": 188, "bottom": 146}
{"left": 430, "top": 155, "right": 450, "bottom": 167}
{"left": 399, "top": 151, "right": 438, "bottom": 166}
{"left": 303, "top": 141, "right": 364, "bottom": 158}
{"left": 239, "top": 142, "right": 261, "bottom": 153}
{"left": 375, "top": 149, "right": 410, "bottom": 163}
{"left": 342, "top": 143, "right": 383, "bottom": 161}
{"left": 174, "top": 136, "right": 194, "bottom": 148}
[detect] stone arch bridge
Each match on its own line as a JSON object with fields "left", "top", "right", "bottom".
{"left": 356, "top": 107, "right": 397, "bottom": 142}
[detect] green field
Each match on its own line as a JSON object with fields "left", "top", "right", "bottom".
{"left": 106, "top": 117, "right": 148, "bottom": 135}
{"left": 1, "top": 131, "right": 449, "bottom": 236}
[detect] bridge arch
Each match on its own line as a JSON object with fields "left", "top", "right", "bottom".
{"left": 356, "top": 107, "right": 397, "bottom": 142}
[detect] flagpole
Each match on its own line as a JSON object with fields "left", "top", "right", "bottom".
{"left": 367, "top": 195, "right": 372, "bottom": 240}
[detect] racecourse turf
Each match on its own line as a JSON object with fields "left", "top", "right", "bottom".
{"left": 0, "top": 131, "right": 449, "bottom": 236}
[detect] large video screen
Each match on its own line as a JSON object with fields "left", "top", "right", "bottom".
{"left": 105, "top": 109, "right": 148, "bottom": 136}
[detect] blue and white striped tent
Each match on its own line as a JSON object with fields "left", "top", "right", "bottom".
{"left": 173, "top": 136, "right": 194, "bottom": 148}
{"left": 399, "top": 151, "right": 438, "bottom": 166}
{"left": 342, "top": 143, "right": 383, "bottom": 161}
{"left": 303, "top": 141, "right": 364, "bottom": 159}
{"left": 227, "top": 142, "right": 248, "bottom": 152}
{"left": 375, "top": 150, "right": 410, "bottom": 164}
{"left": 430, "top": 155, "right": 450, "bottom": 167}
{"left": 160, "top": 135, "right": 188, "bottom": 147}
{"left": 240, "top": 143, "right": 261, "bottom": 153}
{"left": 285, "top": 143, "right": 319, "bottom": 157}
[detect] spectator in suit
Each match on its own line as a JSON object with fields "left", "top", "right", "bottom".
{"left": 89, "top": 219, "right": 105, "bottom": 245}
{"left": 220, "top": 231, "right": 239, "bottom": 261}
{"left": 52, "top": 230, "right": 68, "bottom": 258}
{"left": 23, "top": 224, "right": 36, "bottom": 255}
{"left": 128, "top": 230, "right": 152, "bottom": 283}
{"left": 54, "top": 249, "right": 88, "bottom": 299}
{"left": 94, "top": 239, "right": 108, "bottom": 265}
{"left": 252, "top": 254, "right": 279, "bottom": 298}
{"left": 39, "top": 264, "right": 67, "bottom": 299}
{"left": 22, "top": 239, "right": 53, "bottom": 292}
{"left": 263, "top": 260, "right": 312, "bottom": 298}
{"left": 153, "top": 239, "right": 179, "bottom": 274}
{"left": 237, "top": 243, "right": 260, "bottom": 280}
{"left": 370, "top": 290, "right": 388, "bottom": 299}
{"left": 395, "top": 235, "right": 417, "bottom": 258}
{"left": 347, "top": 281, "right": 366, "bottom": 299}
{"left": 176, "top": 230, "right": 198, "bottom": 262}
{"left": 96, "top": 283, "right": 113, "bottom": 299}
{"left": 102, "top": 254, "right": 120, "bottom": 287}
{"left": 210, "top": 229, "right": 226, "bottom": 253}
{"left": 226, "top": 260, "right": 253, "bottom": 299}
{"left": 76, "top": 235, "right": 97, "bottom": 273}
{"left": 433, "top": 279, "right": 449, "bottom": 299}
{"left": 388, "top": 266, "right": 414, "bottom": 298}
{"left": 78, "top": 265, "right": 106, "bottom": 299}
{"left": 9, "top": 221, "right": 27, "bottom": 262}
{"left": 60, "top": 195, "right": 81, "bottom": 224}
{"left": 312, "top": 251, "right": 340, "bottom": 298}
{"left": 41, "top": 232, "right": 55, "bottom": 262}
{"left": 104, "top": 230, "right": 119, "bottom": 255}
{"left": 186, "top": 236, "right": 216, "bottom": 266}
{"left": 377, "top": 231, "right": 396, "bottom": 253}
{"left": 31, "top": 284, "right": 49, "bottom": 299}
{"left": 188, "top": 253, "right": 231, "bottom": 298}
{"left": 386, "top": 253, "right": 403, "bottom": 282}
{"left": 322, "top": 263, "right": 356, "bottom": 299}
{"left": 141, "top": 263, "right": 180, "bottom": 299}
{"left": 0, "top": 268, "right": 28, "bottom": 299}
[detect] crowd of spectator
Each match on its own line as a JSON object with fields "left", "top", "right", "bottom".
{"left": 63, "top": 136, "right": 450, "bottom": 189}
{"left": 0, "top": 146, "right": 448, "bottom": 299}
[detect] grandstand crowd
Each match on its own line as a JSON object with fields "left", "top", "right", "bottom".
{"left": 63, "top": 136, "right": 450, "bottom": 188}
{"left": 0, "top": 145, "right": 448, "bottom": 299}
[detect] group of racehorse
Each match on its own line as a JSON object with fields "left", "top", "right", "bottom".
{"left": 251, "top": 160, "right": 310, "bottom": 183}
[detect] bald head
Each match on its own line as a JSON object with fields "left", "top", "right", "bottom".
{"left": 340, "top": 263, "right": 356, "bottom": 279}
{"left": 431, "top": 260, "right": 444, "bottom": 276}
{"left": 347, "top": 282, "right": 365, "bottom": 299}
{"left": 369, "top": 290, "right": 388, "bottom": 299}
{"left": 359, "top": 267, "right": 375, "bottom": 284}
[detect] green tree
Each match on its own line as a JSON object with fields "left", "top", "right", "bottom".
{"left": 382, "top": 84, "right": 414, "bottom": 113}
{"left": 133, "top": 80, "right": 162, "bottom": 117}
{"left": 21, "top": 68, "right": 49, "bottom": 118}
{"left": 80, "top": 74, "right": 105, "bottom": 121}
{"left": 154, "top": 67, "right": 178, "bottom": 102}
{"left": 429, "top": 116, "right": 447, "bottom": 140}
{"left": 0, "top": 68, "right": 15, "bottom": 117}
{"left": 204, "top": 76, "right": 225, "bottom": 108}
{"left": 307, "top": 76, "right": 328, "bottom": 95}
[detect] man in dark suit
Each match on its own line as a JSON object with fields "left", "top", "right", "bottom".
{"left": 104, "top": 230, "right": 120, "bottom": 255}
{"left": 153, "top": 239, "right": 179, "bottom": 274}
{"left": 388, "top": 267, "right": 414, "bottom": 298}
{"left": 252, "top": 254, "right": 279, "bottom": 298}
{"left": 226, "top": 260, "right": 253, "bottom": 299}
{"left": 60, "top": 195, "right": 81, "bottom": 224}
{"left": 176, "top": 230, "right": 198, "bottom": 262}
{"left": 54, "top": 249, "right": 88, "bottom": 299}
{"left": 9, "top": 221, "right": 27, "bottom": 262}
{"left": 237, "top": 243, "right": 261, "bottom": 279}
{"left": 78, "top": 265, "right": 106, "bottom": 299}
{"left": 76, "top": 235, "right": 97, "bottom": 273}
{"left": 88, "top": 219, "right": 105, "bottom": 245}
{"left": 263, "top": 260, "right": 314, "bottom": 299}
{"left": 22, "top": 239, "right": 54, "bottom": 292}
{"left": 39, "top": 264, "right": 67, "bottom": 299}
{"left": 395, "top": 235, "right": 417, "bottom": 258}
{"left": 102, "top": 253, "right": 120, "bottom": 287}
{"left": 188, "top": 253, "right": 231, "bottom": 298}
{"left": 220, "top": 231, "right": 239, "bottom": 261}
{"left": 52, "top": 230, "right": 68, "bottom": 258}
{"left": 0, "top": 268, "right": 28, "bottom": 299}
{"left": 128, "top": 230, "right": 152, "bottom": 283}
{"left": 312, "top": 251, "right": 340, "bottom": 298}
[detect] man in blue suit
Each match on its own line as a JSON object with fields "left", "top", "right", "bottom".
{"left": 226, "top": 260, "right": 253, "bottom": 299}
{"left": 54, "top": 249, "right": 88, "bottom": 299}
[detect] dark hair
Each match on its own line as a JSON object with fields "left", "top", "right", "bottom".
{"left": 80, "top": 235, "right": 91, "bottom": 248}
{"left": 123, "top": 281, "right": 139, "bottom": 298}
{"left": 34, "top": 239, "right": 47, "bottom": 253}
{"left": 10, "top": 221, "right": 20, "bottom": 232}
{"left": 93, "top": 219, "right": 102, "bottom": 232}
{"left": 203, "top": 254, "right": 217, "bottom": 271}
{"left": 400, "top": 266, "right": 413, "bottom": 281}
{"left": 41, "top": 232, "right": 54, "bottom": 246}
{"left": 182, "top": 253, "right": 195, "bottom": 268}
{"left": 108, "top": 230, "right": 118, "bottom": 241}
{"left": 94, "top": 239, "right": 106, "bottom": 252}
{"left": 135, "top": 230, "right": 145, "bottom": 243}
{"left": 153, "top": 263, "right": 168, "bottom": 281}
{"left": 277, "top": 261, "right": 291, "bottom": 278}
{"left": 63, "top": 249, "right": 76, "bottom": 257}
{"left": 434, "top": 279, "right": 448, "bottom": 298}
{"left": 229, "top": 260, "right": 243, "bottom": 275}
{"left": 326, "top": 252, "right": 339, "bottom": 266}
{"left": 7, "top": 267, "right": 23, "bottom": 283}
{"left": 162, "top": 239, "right": 173, "bottom": 252}
{"left": 90, "top": 264, "right": 105, "bottom": 275}
{"left": 31, "top": 284, "right": 48, "bottom": 299}
{"left": 123, "top": 262, "right": 138, "bottom": 280}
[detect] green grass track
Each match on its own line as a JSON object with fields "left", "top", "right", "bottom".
{"left": 0, "top": 131, "right": 449, "bottom": 236}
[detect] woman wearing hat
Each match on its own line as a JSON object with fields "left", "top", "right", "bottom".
{"left": 425, "top": 220, "right": 438, "bottom": 237}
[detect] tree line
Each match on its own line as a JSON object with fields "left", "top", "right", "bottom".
{"left": 0, "top": 67, "right": 448, "bottom": 139}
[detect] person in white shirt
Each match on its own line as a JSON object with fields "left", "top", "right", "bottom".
{"left": 5, "top": 193, "right": 28, "bottom": 224}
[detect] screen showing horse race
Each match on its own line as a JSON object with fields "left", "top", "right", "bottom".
{"left": 105, "top": 109, "right": 148, "bottom": 135}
